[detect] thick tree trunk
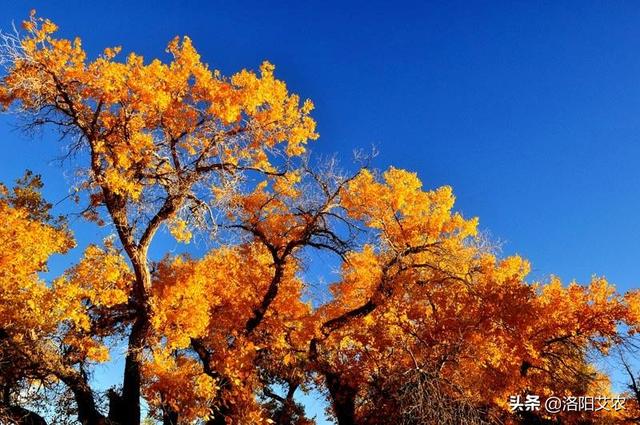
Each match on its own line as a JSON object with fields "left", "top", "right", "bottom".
{"left": 108, "top": 241, "right": 153, "bottom": 425}
{"left": 110, "top": 314, "right": 148, "bottom": 425}
{"left": 325, "top": 371, "right": 357, "bottom": 425}
{"left": 59, "top": 371, "right": 105, "bottom": 425}
{"left": 98, "top": 188, "right": 183, "bottom": 425}
{"left": 272, "top": 383, "right": 299, "bottom": 425}
{"left": 162, "top": 408, "right": 178, "bottom": 425}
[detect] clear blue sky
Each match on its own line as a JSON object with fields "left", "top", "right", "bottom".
{"left": 2, "top": 1, "right": 640, "bottom": 422}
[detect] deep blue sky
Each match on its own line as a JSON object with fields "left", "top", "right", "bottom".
{"left": 2, "top": 1, "right": 640, "bottom": 421}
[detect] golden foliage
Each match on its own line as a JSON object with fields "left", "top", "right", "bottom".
{"left": 0, "top": 14, "right": 639, "bottom": 425}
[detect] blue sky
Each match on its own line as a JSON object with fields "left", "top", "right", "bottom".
{"left": 2, "top": 1, "right": 640, "bottom": 422}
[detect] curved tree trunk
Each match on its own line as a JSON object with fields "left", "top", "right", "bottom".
{"left": 59, "top": 371, "right": 106, "bottom": 425}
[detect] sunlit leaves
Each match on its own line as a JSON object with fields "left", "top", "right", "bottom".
{"left": 1, "top": 13, "right": 318, "bottom": 203}
{"left": 2, "top": 13, "right": 640, "bottom": 425}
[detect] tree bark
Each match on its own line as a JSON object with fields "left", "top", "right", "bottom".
{"left": 324, "top": 371, "right": 357, "bottom": 425}
{"left": 58, "top": 371, "right": 105, "bottom": 425}
{"left": 110, "top": 311, "right": 149, "bottom": 425}
{"left": 162, "top": 407, "right": 178, "bottom": 425}
{"left": 268, "top": 382, "right": 299, "bottom": 425}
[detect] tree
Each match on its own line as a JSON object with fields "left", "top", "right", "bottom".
{"left": 1, "top": 13, "right": 639, "bottom": 425}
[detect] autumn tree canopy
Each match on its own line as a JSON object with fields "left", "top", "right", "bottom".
{"left": 1, "top": 13, "right": 639, "bottom": 425}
